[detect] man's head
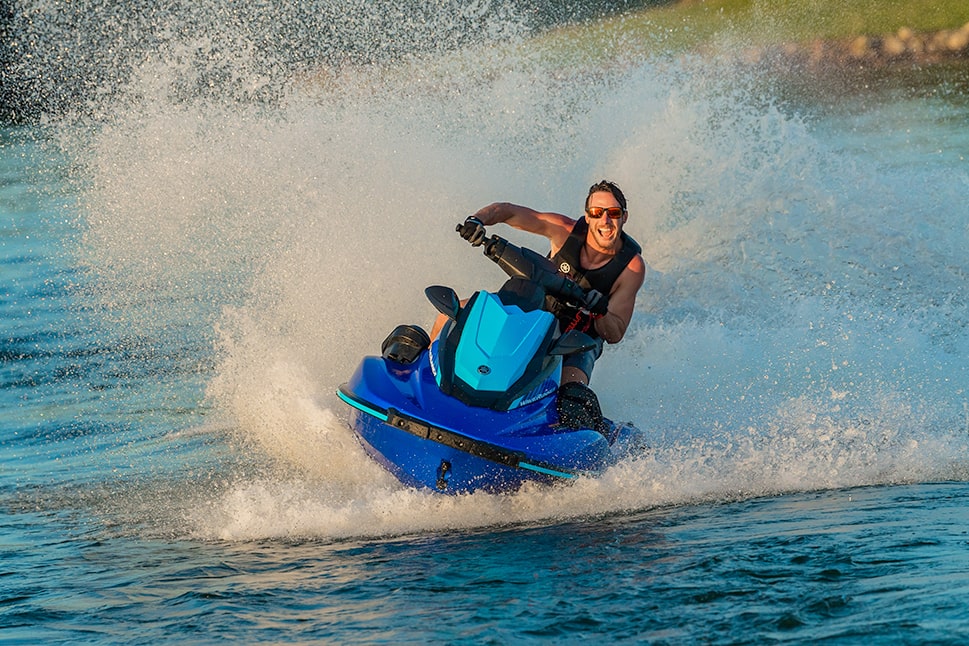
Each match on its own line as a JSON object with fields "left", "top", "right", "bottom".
{"left": 585, "top": 180, "right": 627, "bottom": 213}
{"left": 583, "top": 180, "right": 628, "bottom": 252}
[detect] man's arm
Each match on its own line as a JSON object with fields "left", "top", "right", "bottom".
{"left": 471, "top": 202, "right": 575, "bottom": 253}
{"left": 594, "top": 255, "right": 646, "bottom": 344}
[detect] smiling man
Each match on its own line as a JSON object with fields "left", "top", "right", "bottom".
{"left": 459, "top": 180, "right": 646, "bottom": 389}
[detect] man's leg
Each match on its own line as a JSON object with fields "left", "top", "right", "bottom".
{"left": 557, "top": 339, "right": 608, "bottom": 434}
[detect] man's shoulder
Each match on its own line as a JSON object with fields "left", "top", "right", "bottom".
{"left": 616, "top": 239, "right": 646, "bottom": 286}
{"left": 623, "top": 253, "right": 647, "bottom": 289}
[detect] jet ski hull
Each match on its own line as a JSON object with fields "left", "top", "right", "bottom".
{"left": 338, "top": 353, "right": 611, "bottom": 494}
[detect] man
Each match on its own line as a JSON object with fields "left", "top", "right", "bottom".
{"left": 457, "top": 180, "right": 646, "bottom": 391}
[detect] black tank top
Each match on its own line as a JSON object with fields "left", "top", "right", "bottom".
{"left": 547, "top": 218, "right": 641, "bottom": 334}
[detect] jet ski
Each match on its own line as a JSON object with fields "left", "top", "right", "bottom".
{"left": 337, "top": 223, "right": 645, "bottom": 494}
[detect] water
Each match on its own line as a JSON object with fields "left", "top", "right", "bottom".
{"left": 3, "top": 1, "right": 969, "bottom": 642}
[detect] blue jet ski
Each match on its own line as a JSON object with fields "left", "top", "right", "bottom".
{"left": 337, "top": 224, "right": 645, "bottom": 494}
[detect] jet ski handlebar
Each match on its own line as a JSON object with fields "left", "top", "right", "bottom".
{"left": 455, "top": 221, "right": 607, "bottom": 315}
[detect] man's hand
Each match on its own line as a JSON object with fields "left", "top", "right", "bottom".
{"left": 585, "top": 289, "right": 608, "bottom": 316}
{"left": 457, "top": 216, "right": 487, "bottom": 246}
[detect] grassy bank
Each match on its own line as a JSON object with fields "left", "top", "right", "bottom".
{"left": 632, "top": 0, "right": 969, "bottom": 48}
{"left": 536, "top": 0, "right": 969, "bottom": 70}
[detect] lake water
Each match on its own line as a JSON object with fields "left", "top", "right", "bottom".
{"left": 3, "top": 2, "right": 969, "bottom": 643}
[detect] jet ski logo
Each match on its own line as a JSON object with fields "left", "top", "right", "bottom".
{"left": 559, "top": 262, "right": 571, "bottom": 275}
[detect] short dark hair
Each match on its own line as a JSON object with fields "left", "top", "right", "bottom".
{"left": 585, "top": 180, "right": 627, "bottom": 212}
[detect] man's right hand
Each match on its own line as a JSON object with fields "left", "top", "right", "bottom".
{"left": 457, "top": 217, "right": 487, "bottom": 246}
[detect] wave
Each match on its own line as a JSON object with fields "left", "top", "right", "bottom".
{"left": 20, "top": 1, "right": 969, "bottom": 539}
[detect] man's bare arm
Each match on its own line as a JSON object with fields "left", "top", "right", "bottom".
{"left": 471, "top": 202, "right": 575, "bottom": 252}
{"left": 594, "top": 255, "right": 646, "bottom": 344}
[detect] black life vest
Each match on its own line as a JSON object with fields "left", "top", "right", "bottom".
{"left": 547, "top": 218, "right": 642, "bottom": 336}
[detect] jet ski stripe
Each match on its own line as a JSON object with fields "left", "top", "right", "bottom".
{"left": 517, "top": 462, "right": 579, "bottom": 478}
{"left": 337, "top": 387, "right": 389, "bottom": 422}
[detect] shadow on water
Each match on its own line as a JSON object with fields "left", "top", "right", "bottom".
{"left": 763, "top": 58, "right": 969, "bottom": 117}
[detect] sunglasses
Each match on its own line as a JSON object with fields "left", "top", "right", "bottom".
{"left": 585, "top": 206, "right": 625, "bottom": 219}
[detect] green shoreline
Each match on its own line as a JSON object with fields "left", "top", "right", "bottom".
{"left": 640, "top": 0, "right": 969, "bottom": 47}
{"left": 545, "top": 1, "right": 969, "bottom": 68}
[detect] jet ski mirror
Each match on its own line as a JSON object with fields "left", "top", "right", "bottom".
{"left": 425, "top": 285, "right": 461, "bottom": 320}
{"left": 549, "top": 330, "right": 598, "bottom": 356}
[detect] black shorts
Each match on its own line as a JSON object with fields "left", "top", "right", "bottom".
{"left": 563, "top": 337, "right": 604, "bottom": 380}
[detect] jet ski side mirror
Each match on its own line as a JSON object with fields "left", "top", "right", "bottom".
{"left": 549, "top": 330, "right": 598, "bottom": 356}
{"left": 425, "top": 285, "right": 461, "bottom": 320}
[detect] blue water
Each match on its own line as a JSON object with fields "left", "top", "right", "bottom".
{"left": 4, "top": 2, "right": 969, "bottom": 643}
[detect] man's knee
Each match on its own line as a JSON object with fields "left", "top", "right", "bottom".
{"left": 562, "top": 366, "right": 590, "bottom": 385}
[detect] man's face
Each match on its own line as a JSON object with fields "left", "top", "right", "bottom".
{"left": 585, "top": 190, "right": 627, "bottom": 251}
